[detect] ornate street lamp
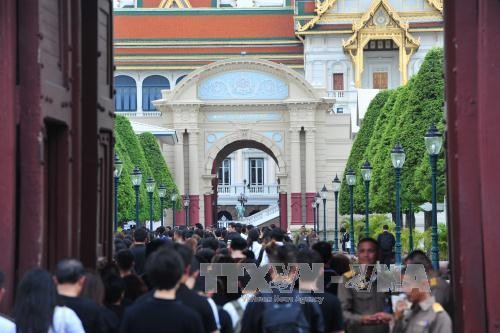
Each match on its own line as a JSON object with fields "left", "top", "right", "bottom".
{"left": 146, "top": 177, "right": 156, "bottom": 231}
{"left": 315, "top": 192, "right": 321, "bottom": 234}
{"left": 321, "top": 185, "right": 328, "bottom": 241}
{"left": 361, "top": 161, "right": 372, "bottom": 237}
{"left": 184, "top": 194, "right": 191, "bottom": 227}
{"left": 391, "top": 141, "right": 406, "bottom": 265}
{"left": 346, "top": 169, "right": 356, "bottom": 254}
{"left": 131, "top": 166, "right": 142, "bottom": 227}
{"left": 158, "top": 184, "right": 166, "bottom": 227}
{"left": 332, "top": 174, "right": 341, "bottom": 252}
{"left": 113, "top": 154, "right": 123, "bottom": 232}
{"left": 425, "top": 124, "right": 443, "bottom": 270}
{"left": 237, "top": 192, "right": 248, "bottom": 219}
{"left": 171, "top": 188, "right": 178, "bottom": 228}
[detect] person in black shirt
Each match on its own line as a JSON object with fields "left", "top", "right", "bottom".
{"left": 174, "top": 243, "right": 219, "bottom": 333}
{"left": 55, "top": 259, "right": 106, "bottom": 333}
{"left": 377, "top": 225, "right": 395, "bottom": 266}
{"left": 121, "top": 248, "right": 203, "bottom": 333}
{"left": 297, "top": 249, "right": 345, "bottom": 333}
{"left": 241, "top": 244, "right": 325, "bottom": 333}
{"left": 130, "top": 228, "right": 148, "bottom": 275}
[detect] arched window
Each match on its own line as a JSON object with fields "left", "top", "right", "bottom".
{"left": 142, "top": 75, "right": 170, "bottom": 111}
{"left": 175, "top": 75, "right": 187, "bottom": 85}
{"left": 114, "top": 75, "right": 137, "bottom": 111}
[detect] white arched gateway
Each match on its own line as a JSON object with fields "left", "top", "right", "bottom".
{"left": 145, "top": 58, "right": 352, "bottom": 230}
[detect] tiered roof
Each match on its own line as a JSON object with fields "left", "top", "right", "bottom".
{"left": 114, "top": 0, "right": 443, "bottom": 71}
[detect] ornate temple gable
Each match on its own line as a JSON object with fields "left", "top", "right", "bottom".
{"left": 343, "top": 0, "right": 419, "bottom": 51}
{"left": 296, "top": 0, "right": 338, "bottom": 33}
{"left": 159, "top": 0, "right": 192, "bottom": 8}
{"left": 295, "top": 0, "right": 443, "bottom": 34}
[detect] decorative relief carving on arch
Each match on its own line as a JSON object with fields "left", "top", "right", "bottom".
{"left": 198, "top": 71, "right": 289, "bottom": 100}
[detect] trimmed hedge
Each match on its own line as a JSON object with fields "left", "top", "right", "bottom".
{"left": 115, "top": 116, "right": 155, "bottom": 225}
{"left": 338, "top": 90, "right": 392, "bottom": 214}
{"left": 138, "top": 132, "right": 179, "bottom": 213}
{"left": 340, "top": 48, "right": 445, "bottom": 215}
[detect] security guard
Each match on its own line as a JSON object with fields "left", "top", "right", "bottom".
{"left": 393, "top": 296, "right": 451, "bottom": 332}
{"left": 337, "top": 238, "right": 390, "bottom": 333}
{"left": 394, "top": 251, "right": 452, "bottom": 333}
{"left": 405, "top": 250, "right": 451, "bottom": 315}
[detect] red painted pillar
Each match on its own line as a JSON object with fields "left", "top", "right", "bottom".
{"left": 291, "top": 193, "right": 302, "bottom": 225}
{"left": 175, "top": 206, "right": 185, "bottom": 227}
{"left": 189, "top": 195, "right": 199, "bottom": 226}
{"left": 446, "top": 0, "right": 500, "bottom": 331}
{"left": 279, "top": 192, "right": 287, "bottom": 231}
{"left": 305, "top": 192, "right": 315, "bottom": 225}
{"left": 0, "top": 0, "right": 18, "bottom": 311}
{"left": 204, "top": 194, "right": 213, "bottom": 227}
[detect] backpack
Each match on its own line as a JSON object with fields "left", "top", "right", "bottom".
{"left": 230, "top": 299, "right": 245, "bottom": 333}
{"left": 262, "top": 293, "right": 314, "bottom": 333}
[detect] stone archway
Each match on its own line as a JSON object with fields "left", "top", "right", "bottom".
{"left": 152, "top": 57, "right": 352, "bottom": 230}
{"left": 203, "top": 131, "right": 288, "bottom": 228}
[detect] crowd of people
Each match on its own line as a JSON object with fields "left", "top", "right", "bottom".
{"left": 0, "top": 222, "right": 452, "bottom": 332}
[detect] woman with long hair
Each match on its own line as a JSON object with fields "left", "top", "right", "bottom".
{"left": 13, "top": 268, "right": 84, "bottom": 333}
{"left": 246, "top": 228, "right": 262, "bottom": 260}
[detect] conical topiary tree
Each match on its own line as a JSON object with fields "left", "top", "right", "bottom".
{"left": 138, "top": 132, "right": 179, "bottom": 219}
{"left": 339, "top": 90, "right": 392, "bottom": 214}
{"left": 115, "top": 115, "right": 154, "bottom": 224}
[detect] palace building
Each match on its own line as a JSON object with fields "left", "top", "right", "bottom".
{"left": 113, "top": 0, "right": 443, "bottom": 228}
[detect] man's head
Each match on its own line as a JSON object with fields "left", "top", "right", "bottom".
{"left": 228, "top": 222, "right": 236, "bottom": 232}
{"left": 296, "top": 248, "right": 323, "bottom": 284}
{"left": 133, "top": 228, "right": 148, "bottom": 243}
{"left": 173, "top": 243, "right": 195, "bottom": 278}
{"left": 115, "top": 249, "right": 134, "bottom": 273}
{"left": 403, "top": 250, "right": 433, "bottom": 302}
{"left": 235, "top": 223, "right": 243, "bottom": 234}
{"left": 311, "top": 241, "right": 333, "bottom": 265}
{"left": 173, "top": 229, "right": 184, "bottom": 242}
{"left": 229, "top": 237, "right": 247, "bottom": 252}
{"left": 54, "top": 259, "right": 86, "bottom": 296}
{"left": 270, "top": 228, "right": 285, "bottom": 242}
{"left": 383, "top": 224, "right": 389, "bottom": 231}
{"left": 357, "top": 238, "right": 379, "bottom": 264}
{"left": 146, "top": 248, "right": 184, "bottom": 291}
{"left": 55, "top": 259, "right": 85, "bottom": 284}
{"left": 404, "top": 250, "right": 433, "bottom": 274}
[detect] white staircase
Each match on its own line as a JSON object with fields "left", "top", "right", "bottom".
{"left": 216, "top": 203, "right": 279, "bottom": 228}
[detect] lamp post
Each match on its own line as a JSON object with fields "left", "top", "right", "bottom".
{"left": 145, "top": 177, "right": 156, "bottom": 231}
{"left": 321, "top": 185, "right": 328, "bottom": 241}
{"left": 391, "top": 141, "right": 406, "bottom": 265}
{"left": 315, "top": 192, "right": 321, "bottom": 234}
{"left": 424, "top": 124, "right": 443, "bottom": 270}
{"left": 131, "top": 166, "right": 142, "bottom": 227}
{"left": 171, "top": 189, "right": 178, "bottom": 228}
{"left": 361, "top": 161, "right": 372, "bottom": 237}
{"left": 345, "top": 169, "right": 356, "bottom": 255}
{"left": 184, "top": 194, "right": 190, "bottom": 227}
{"left": 408, "top": 202, "right": 414, "bottom": 252}
{"left": 113, "top": 154, "right": 123, "bottom": 232}
{"left": 312, "top": 200, "right": 317, "bottom": 232}
{"left": 332, "top": 174, "right": 341, "bottom": 252}
{"left": 158, "top": 184, "right": 166, "bottom": 227}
